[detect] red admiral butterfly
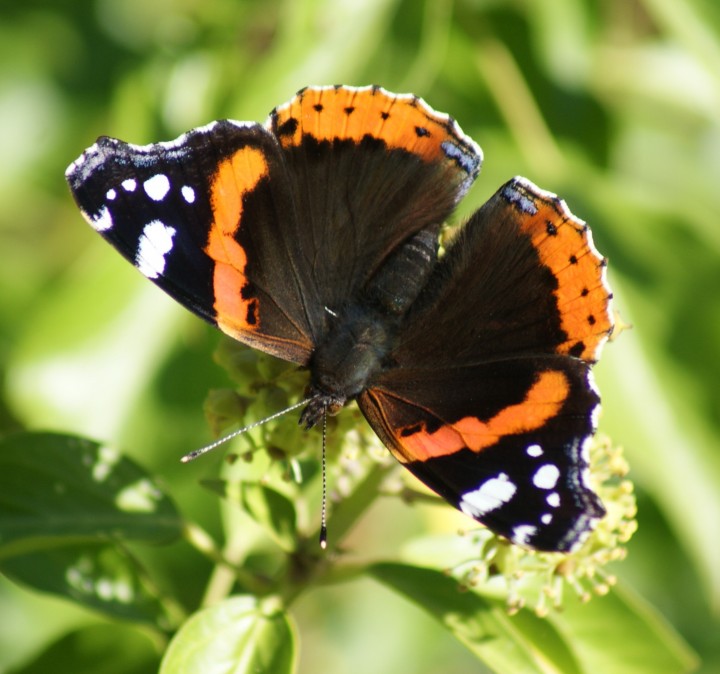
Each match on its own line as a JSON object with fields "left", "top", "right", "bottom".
{"left": 66, "top": 85, "right": 614, "bottom": 552}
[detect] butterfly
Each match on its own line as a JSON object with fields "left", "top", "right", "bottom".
{"left": 66, "top": 85, "right": 614, "bottom": 552}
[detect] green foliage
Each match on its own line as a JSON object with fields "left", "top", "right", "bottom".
{"left": 160, "top": 596, "right": 297, "bottom": 674}
{"left": 370, "top": 563, "right": 694, "bottom": 674}
{"left": 1, "top": 0, "right": 719, "bottom": 672}
{"left": 0, "top": 432, "right": 182, "bottom": 625}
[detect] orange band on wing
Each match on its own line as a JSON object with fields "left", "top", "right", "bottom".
{"left": 396, "top": 370, "right": 570, "bottom": 463}
{"left": 271, "top": 86, "right": 473, "bottom": 167}
{"left": 509, "top": 181, "right": 614, "bottom": 361}
{"left": 205, "top": 147, "right": 269, "bottom": 335}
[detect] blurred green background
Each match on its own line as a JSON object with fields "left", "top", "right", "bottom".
{"left": 1, "top": 0, "right": 719, "bottom": 672}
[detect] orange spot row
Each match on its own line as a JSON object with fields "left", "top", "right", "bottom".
{"left": 272, "top": 87, "right": 458, "bottom": 165}
{"left": 518, "top": 195, "right": 613, "bottom": 361}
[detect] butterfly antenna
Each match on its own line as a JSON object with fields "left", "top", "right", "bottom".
{"left": 181, "top": 398, "right": 309, "bottom": 463}
{"left": 319, "top": 403, "right": 329, "bottom": 549}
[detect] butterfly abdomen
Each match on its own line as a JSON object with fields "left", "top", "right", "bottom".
{"left": 365, "top": 225, "right": 440, "bottom": 315}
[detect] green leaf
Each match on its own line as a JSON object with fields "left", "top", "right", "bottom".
{"left": 369, "top": 562, "right": 555, "bottom": 673}
{"left": 160, "top": 595, "right": 296, "bottom": 674}
{"left": 1, "top": 543, "right": 170, "bottom": 625}
{"left": 240, "top": 483, "right": 298, "bottom": 552}
{"left": 371, "top": 563, "right": 698, "bottom": 674}
{"left": 9, "top": 623, "right": 159, "bottom": 674}
{"left": 201, "top": 479, "right": 298, "bottom": 551}
{"left": 0, "top": 431, "right": 182, "bottom": 623}
{"left": 545, "top": 581, "right": 699, "bottom": 674}
{"left": 0, "top": 431, "right": 182, "bottom": 556}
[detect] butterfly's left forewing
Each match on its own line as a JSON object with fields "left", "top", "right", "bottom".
{"left": 66, "top": 121, "right": 316, "bottom": 364}
{"left": 359, "top": 177, "right": 613, "bottom": 552}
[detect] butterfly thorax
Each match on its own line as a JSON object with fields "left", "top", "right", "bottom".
{"left": 299, "top": 226, "right": 440, "bottom": 429}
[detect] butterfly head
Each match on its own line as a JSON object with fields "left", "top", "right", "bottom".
{"left": 299, "top": 389, "right": 346, "bottom": 430}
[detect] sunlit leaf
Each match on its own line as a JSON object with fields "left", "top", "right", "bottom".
{"left": 160, "top": 595, "right": 296, "bottom": 674}
{"left": 0, "top": 431, "right": 182, "bottom": 554}
{"left": 1, "top": 543, "right": 170, "bottom": 625}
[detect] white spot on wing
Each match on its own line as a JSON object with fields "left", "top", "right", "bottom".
{"left": 511, "top": 524, "right": 538, "bottom": 545}
{"left": 586, "top": 369, "right": 600, "bottom": 397}
{"left": 122, "top": 178, "right": 137, "bottom": 192}
{"left": 526, "top": 444, "right": 543, "bottom": 457}
{"left": 90, "top": 205, "right": 113, "bottom": 232}
{"left": 143, "top": 174, "right": 171, "bottom": 201}
{"left": 580, "top": 437, "right": 591, "bottom": 463}
{"left": 106, "top": 188, "right": 117, "bottom": 201}
{"left": 533, "top": 464, "right": 560, "bottom": 490}
{"left": 181, "top": 185, "right": 195, "bottom": 203}
{"left": 546, "top": 492, "right": 560, "bottom": 508}
{"left": 581, "top": 467, "right": 592, "bottom": 489}
{"left": 566, "top": 527, "right": 594, "bottom": 553}
{"left": 541, "top": 513, "right": 553, "bottom": 525}
{"left": 226, "top": 120, "right": 256, "bottom": 130}
{"left": 460, "top": 473, "right": 516, "bottom": 518}
{"left": 136, "top": 220, "right": 176, "bottom": 279}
